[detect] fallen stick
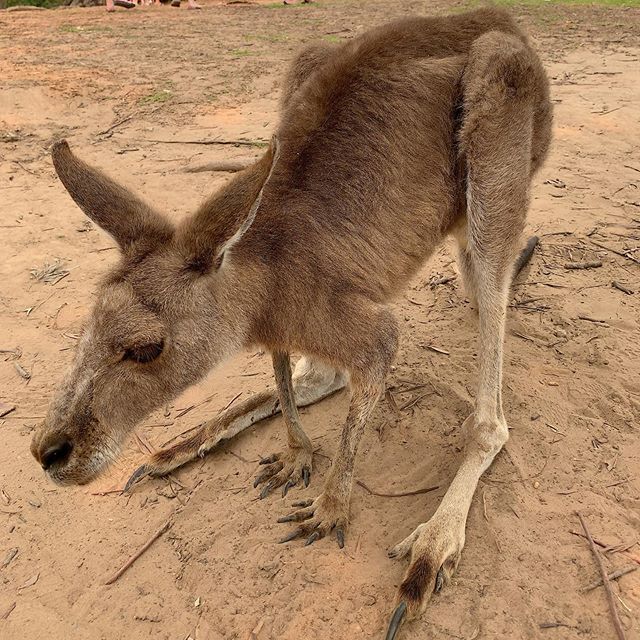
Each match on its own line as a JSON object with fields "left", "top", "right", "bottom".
{"left": 356, "top": 479, "right": 439, "bottom": 498}
{"left": 582, "top": 565, "right": 638, "bottom": 592}
{"left": 398, "top": 382, "right": 429, "bottom": 394}
{"left": 513, "top": 235, "right": 539, "bottom": 277}
{"left": 596, "top": 106, "right": 624, "bottom": 116}
{"left": 564, "top": 260, "right": 603, "bottom": 270}
{"left": 578, "top": 315, "right": 609, "bottom": 326}
{"left": 182, "top": 161, "right": 250, "bottom": 173}
{"left": 576, "top": 512, "right": 627, "bottom": 640}
{"left": 385, "top": 389, "right": 399, "bottom": 414}
{"left": 539, "top": 622, "right": 572, "bottom": 629}
{"left": 98, "top": 115, "right": 133, "bottom": 137}
{"left": 222, "top": 391, "right": 243, "bottom": 412}
{"left": 570, "top": 530, "right": 640, "bottom": 565}
{"left": 13, "top": 362, "right": 31, "bottom": 380}
{"left": 612, "top": 281, "right": 634, "bottom": 295}
{"left": 590, "top": 240, "right": 640, "bottom": 265}
{"left": 398, "top": 392, "right": 430, "bottom": 412}
{"left": 0, "top": 403, "right": 15, "bottom": 418}
{"left": 424, "top": 344, "right": 449, "bottom": 355}
{"left": 104, "top": 518, "right": 172, "bottom": 585}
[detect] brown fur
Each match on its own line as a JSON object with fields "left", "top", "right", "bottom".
{"left": 399, "top": 556, "right": 433, "bottom": 604}
{"left": 32, "top": 7, "right": 552, "bottom": 627}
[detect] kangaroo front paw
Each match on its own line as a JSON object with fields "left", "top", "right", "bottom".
{"left": 277, "top": 491, "right": 349, "bottom": 548}
{"left": 253, "top": 446, "right": 313, "bottom": 499}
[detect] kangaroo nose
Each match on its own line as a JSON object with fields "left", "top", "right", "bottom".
{"left": 40, "top": 437, "right": 73, "bottom": 470}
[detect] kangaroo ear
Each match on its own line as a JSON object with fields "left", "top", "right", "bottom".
{"left": 214, "top": 136, "right": 280, "bottom": 269}
{"left": 52, "top": 140, "right": 173, "bottom": 253}
{"left": 177, "top": 135, "right": 281, "bottom": 275}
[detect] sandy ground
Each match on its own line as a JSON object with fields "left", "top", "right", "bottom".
{"left": 1, "top": 1, "right": 640, "bottom": 639}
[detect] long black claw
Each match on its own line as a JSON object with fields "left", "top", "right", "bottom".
{"left": 279, "top": 529, "right": 303, "bottom": 544}
{"left": 259, "top": 481, "right": 275, "bottom": 500}
{"left": 277, "top": 514, "right": 297, "bottom": 523}
{"left": 292, "top": 499, "right": 313, "bottom": 508}
{"left": 282, "top": 479, "right": 296, "bottom": 498}
{"left": 302, "top": 466, "right": 311, "bottom": 487}
{"left": 304, "top": 531, "right": 321, "bottom": 547}
{"left": 434, "top": 567, "right": 444, "bottom": 593}
{"left": 124, "top": 464, "right": 150, "bottom": 492}
{"left": 253, "top": 476, "right": 261, "bottom": 489}
{"left": 336, "top": 527, "right": 345, "bottom": 549}
{"left": 259, "top": 454, "right": 278, "bottom": 465}
{"left": 385, "top": 601, "right": 407, "bottom": 640}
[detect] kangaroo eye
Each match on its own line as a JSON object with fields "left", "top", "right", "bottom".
{"left": 124, "top": 340, "right": 164, "bottom": 364}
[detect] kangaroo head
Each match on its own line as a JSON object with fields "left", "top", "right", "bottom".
{"left": 31, "top": 140, "right": 278, "bottom": 485}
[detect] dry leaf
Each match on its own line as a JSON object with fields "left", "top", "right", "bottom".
{"left": 18, "top": 572, "right": 39, "bottom": 590}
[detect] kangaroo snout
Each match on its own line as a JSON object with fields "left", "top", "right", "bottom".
{"left": 32, "top": 433, "right": 74, "bottom": 471}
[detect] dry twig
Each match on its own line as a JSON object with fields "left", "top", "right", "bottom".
{"left": 576, "top": 512, "right": 627, "bottom": 640}
{"left": 221, "top": 392, "right": 242, "bottom": 412}
{"left": 1, "top": 547, "right": 18, "bottom": 568}
{"left": 582, "top": 565, "right": 638, "bottom": 592}
{"left": 612, "top": 281, "right": 634, "bottom": 295}
{"left": 183, "top": 161, "right": 250, "bottom": 173}
{"left": 356, "top": 479, "right": 438, "bottom": 498}
{"left": 97, "top": 115, "right": 133, "bottom": 137}
{"left": 570, "top": 530, "right": 640, "bottom": 565}
{"left": 104, "top": 518, "right": 172, "bottom": 585}
{"left": 590, "top": 240, "right": 640, "bottom": 265}
{"left": 0, "top": 402, "right": 16, "bottom": 418}
{"left": 13, "top": 362, "right": 31, "bottom": 380}
{"left": 564, "top": 260, "right": 602, "bottom": 270}
{"left": 385, "top": 389, "right": 399, "bottom": 414}
{"left": 578, "top": 315, "right": 609, "bottom": 326}
{"left": 0, "top": 347, "right": 21, "bottom": 356}
{"left": 424, "top": 344, "right": 450, "bottom": 355}
{"left": 398, "top": 392, "right": 430, "bottom": 412}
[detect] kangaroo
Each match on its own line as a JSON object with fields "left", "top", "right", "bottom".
{"left": 31, "top": 7, "right": 552, "bottom": 637}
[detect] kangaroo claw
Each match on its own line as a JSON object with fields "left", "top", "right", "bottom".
{"left": 124, "top": 464, "right": 150, "bottom": 492}
{"left": 385, "top": 600, "right": 407, "bottom": 640}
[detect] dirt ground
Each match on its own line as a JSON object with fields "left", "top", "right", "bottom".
{"left": 1, "top": 1, "right": 639, "bottom": 639}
